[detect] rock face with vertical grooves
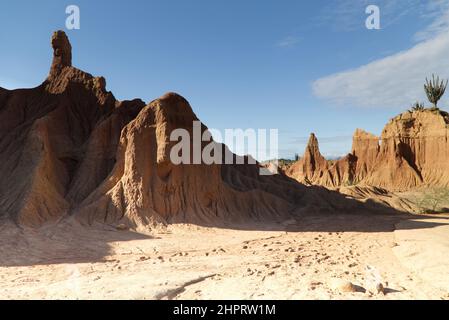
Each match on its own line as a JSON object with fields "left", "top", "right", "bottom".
{"left": 2, "top": 30, "right": 368, "bottom": 228}
{"left": 0, "top": 31, "right": 145, "bottom": 226}
{"left": 287, "top": 110, "right": 449, "bottom": 191}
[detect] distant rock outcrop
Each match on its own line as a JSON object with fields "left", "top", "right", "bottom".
{"left": 287, "top": 110, "right": 449, "bottom": 191}
{"left": 287, "top": 134, "right": 356, "bottom": 188}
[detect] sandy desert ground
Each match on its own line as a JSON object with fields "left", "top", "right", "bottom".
{"left": 1, "top": 210, "right": 448, "bottom": 300}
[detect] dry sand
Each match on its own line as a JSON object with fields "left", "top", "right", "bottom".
{"left": 1, "top": 212, "right": 448, "bottom": 300}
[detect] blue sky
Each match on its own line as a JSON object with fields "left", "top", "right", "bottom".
{"left": 1, "top": 0, "right": 449, "bottom": 159}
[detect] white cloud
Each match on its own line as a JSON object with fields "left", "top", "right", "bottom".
{"left": 322, "top": 152, "right": 347, "bottom": 160}
{"left": 414, "top": 1, "right": 449, "bottom": 41}
{"left": 313, "top": 2, "right": 449, "bottom": 109}
{"left": 277, "top": 36, "right": 300, "bottom": 48}
{"left": 317, "top": 0, "right": 424, "bottom": 31}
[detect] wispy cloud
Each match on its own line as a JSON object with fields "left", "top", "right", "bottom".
{"left": 313, "top": 2, "right": 449, "bottom": 109}
{"left": 291, "top": 135, "right": 353, "bottom": 145}
{"left": 317, "top": 0, "right": 424, "bottom": 31}
{"left": 277, "top": 36, "right": 300, "bottom": 48}
{"left": 414, "top": 0, "right": 449, "bottom": 41}
{"left": 322, "top": 152, "right": 347, "bottom": 160}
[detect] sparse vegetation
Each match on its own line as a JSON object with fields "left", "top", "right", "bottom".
{"left": 415, "top": 188, "right": 449, "bottom": 214}
{"left": 424, "top": 74, "right": 448, "bottom": 109}
{"left": 410, "top": 101, "right": 425, "bottom": 112}
{"left": 261, "top": 158, "right": 296, "bottom": 171}
{"left": 278, "top": 158, "right": 295, "bottom": 169}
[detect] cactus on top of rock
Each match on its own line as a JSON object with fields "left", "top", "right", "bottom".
{"left": 424, "top": 74, "right": 448, "bottom": 109}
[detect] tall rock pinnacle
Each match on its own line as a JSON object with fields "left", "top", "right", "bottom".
{"left": 49, "top": 30, "right": 72, "bottom": 78}
{"left": 305, "top": 133, "right": 320, "bottom": 157}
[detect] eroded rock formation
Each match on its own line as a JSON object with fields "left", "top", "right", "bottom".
{"left": 1, "top": 30, "right": 366, "bottom": 228}
{"left": 0, "top": 31, "right": 145, "bottom": 227}
{"left": 1, "top": 30, "right": 428, "bottom": 229}
{"left": 287, "top": 110, "right": 449, "bottom": 191}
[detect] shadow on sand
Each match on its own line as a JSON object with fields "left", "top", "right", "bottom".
{"left": 0, "top": 218, "right": 155, "bottom": 267}
{"left": 1, "top": 170, "right": 448, "bottom": 268}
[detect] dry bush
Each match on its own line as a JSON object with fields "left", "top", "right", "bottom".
{"left": 415, "top": 188, "right": 449, "bottom": 214}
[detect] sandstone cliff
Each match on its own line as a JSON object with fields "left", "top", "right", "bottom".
{"left": 287, "top": 110, "right": 449, "bottom": 191}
